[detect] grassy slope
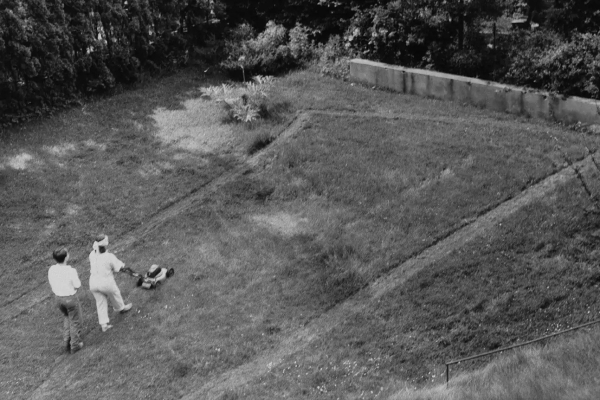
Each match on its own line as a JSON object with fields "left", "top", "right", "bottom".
{"left": 0, "top": 70, "right": 252, "bottom": 306}
{"left": 390, "top": 183, "right": 600, "bottom": 400}
{"left": 211, "top": 111, "right": 600, "bottom": 398}
{"left": 2, "top": 69, "right": 600, "bottom": 399}
{"left": 242, "top": 179, "right": 600, "bottom": 400}
{"left": 391, "top": 325, "right": 600, "bottom": 400}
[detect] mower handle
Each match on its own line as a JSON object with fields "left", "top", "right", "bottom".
{"left": 121, "top": 266, "right": 141, "bottom": 277}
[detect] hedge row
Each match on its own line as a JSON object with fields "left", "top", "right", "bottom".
{"left": 341, "top": 1, "right": 600, "bottom": 100}
{"left": 504, "top": 31, "right": 600, "bottom": 100}
{"left": 0, "top": 0, "right": 215, "bottom": 125}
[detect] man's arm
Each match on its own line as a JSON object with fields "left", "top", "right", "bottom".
{"left": 110, "top": 254, "right": 127, "bottom": 273}
{"left": 120, "top": 266, "right": 139, "bottom": 277}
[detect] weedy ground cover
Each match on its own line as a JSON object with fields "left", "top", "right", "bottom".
{"left": 391, "top": 327, "right": 600, "bottom": 400}
{"left": 0, "top": 69, "right": 287, "bottom": 307}
{"left": 2, "top": 68, "right": 600, "bottom": 400}
{"left": 239, "top": 178, "right": 600, "bottom": 399}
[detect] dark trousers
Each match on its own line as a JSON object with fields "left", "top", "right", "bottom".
{"left": 55, "top": 294, "right": 83, "bottom": 349}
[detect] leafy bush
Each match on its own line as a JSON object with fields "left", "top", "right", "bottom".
{"left": 424, "top": 28, "right": 493, "bottom": 79}
{"left": 288, "top": 23, "right": 315, "bottom": 62}
{"left": 220, "top": 21, "right": 315, "bottom": 79}
{"left": 0, "top": 0, "right": 77, "bottom": 124}
{"left": 344, "top": 5, "right": 430, "bottom": 68}
{"left": 504, "top": 30, "right": 600, "bottom": 99}
{"left": 336, "top": 1, "right": 600, "bottom": 98}
{"left": 201, "top": 75, "right": 276, "bottom": 123}
{"left": 0, "top": 0, "right": 217, "bottom": 127}
{"left": 544, "top": 1, "right": 600, "bottom": 38}
{"left": 502, "top": 30, "right": 562, "bottom": 89}
{"left": 312, "top": 35, "right": 354, "bottom": 80}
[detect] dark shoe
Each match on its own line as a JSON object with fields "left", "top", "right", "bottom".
{"left": 70, "top": 342, "right": 84, "bottom": 354}
{"left": 119, "top": 303, "right": 132, "bottom": 314}
{"left": 65, "top": 338, "right": 71, "bottom": 353}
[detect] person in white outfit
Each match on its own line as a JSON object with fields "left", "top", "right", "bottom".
{"left": 89, "top": 234, "right": 133, "bottom": 332}
{"left": 48, "top": 247, "right": 84, "bottom": 353}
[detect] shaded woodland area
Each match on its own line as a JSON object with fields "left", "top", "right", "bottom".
{"left": 2, "top": 0, "right": 599, "bottom": 125}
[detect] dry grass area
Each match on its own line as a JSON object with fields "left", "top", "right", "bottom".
{"left": 2, "top": 68, "right": 600, "bottom": 400}
{"left": 391, "top": 327, "right": 600, "bottom": 400}
{"left": 151, "top": 96, "right": 237, "bottom": 153}
{"left": 0, "top": 70, "right": 253, "bottom": 307}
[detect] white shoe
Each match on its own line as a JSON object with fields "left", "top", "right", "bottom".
{"left": 70, "top": 342, "right": 84, "bottom": 354}
{"left": 101, "top": 324, "right": 113, "bottom": 332}
{"left": 119, "top": 303, "right": 132, "bottom": 314}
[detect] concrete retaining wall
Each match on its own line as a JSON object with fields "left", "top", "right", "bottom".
{"left": 350, "top": 59, "right": 600, "bottom": 126}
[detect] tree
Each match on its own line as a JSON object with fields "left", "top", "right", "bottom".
{"left": 505, "top": 0, "right": 549, "bottom": 22}
{"left": 219, "top": 0, "right": 384, "bottom": 38}
{"left": 345, "top": 0, "right": 504, "bottom": 68}
{"left": 544, "top": 0, "right": 600, "bottom": 37}
{"left": 0, "top": 0, "right": 76, "bottom": 116}
{"left": 436, "top": 0, "right": 503, "bottom": 49}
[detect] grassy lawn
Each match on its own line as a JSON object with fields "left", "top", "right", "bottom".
{"left": 395, "top": 327, "right": 600, "bottom": 400}
{"left": 2, "top": 68, "right": 600, "bottom": 399}
{"left": 241, "top": 179, "right": 600, "bottom": 399}
{"left": 0, "top": 70, "right": 258, "bottom": 306}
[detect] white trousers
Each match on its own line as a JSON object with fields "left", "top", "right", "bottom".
{"left": 89, "top": 279, "right": 126, "bottom": 326}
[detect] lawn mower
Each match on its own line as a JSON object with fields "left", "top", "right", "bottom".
{"left": 122, "top": 264, "right": 174, "bottom": 289}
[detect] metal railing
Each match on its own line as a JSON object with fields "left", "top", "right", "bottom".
{"left": 445, "top": 318, "right": 600, "bottom": 385}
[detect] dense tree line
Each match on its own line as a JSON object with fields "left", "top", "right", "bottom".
{"left": 2, "top": 0, "right": 600, "bottom": 125}
{"left": 0, "top": 0, "right": 216, "bottom": 124}
{"left": 223, "top": 0, "right": 600, "bottom": 100}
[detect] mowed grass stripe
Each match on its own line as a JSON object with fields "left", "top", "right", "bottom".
{"left": 16, "top": 108, "right": 599, "bottom": 399}
{"left": 0, "top": 111, "right": 310, "bottom": 325}
{"left": 4, "top": 70, "right": 600, "bottom": 400}
{"left": 0, "top": 70, "right": 237, "bottom": 307}
{"left": 182, "top": 155, "right": 583, "bottom": 400}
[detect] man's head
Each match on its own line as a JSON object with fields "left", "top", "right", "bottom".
{"left": 95, "top": 234, "right": 109, "bottom": 253}
{"left": 53, "top": 247, "right": 69, "bottom": 264}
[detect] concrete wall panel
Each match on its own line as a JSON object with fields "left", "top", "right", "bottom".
{"left": 404, "top": 71, "right": 414, "bottom": 95}
{"left": 552, "top": 97, "right": 600, "bottom": 125}
{"left": 470, "top": 82, "right": 506, "bottom": 112}
{"left": 350, "top": 59, "right": 600, "bottom": 126}
{"left": 350, "top": 61, "right": 377, "bottom": 86}
{"left": 392, "top": 68, "right": 406, "bottom": 93}
{"left": 428, "top": 75, "right": 453, "bottom": 101}
{"left": 505, "top": 88, "right": 524, "bottom": 115}
{"left": 407, "top": 72, "right": 428, "bottom": 96}
{"left": 452, "top": 80, "right": 471, "bottom": 104}
{"left": 522, "top": 92, "right": 550, "bottom": 120}
{"left": 375, "top": 66, "right": 395, "bottom": 91}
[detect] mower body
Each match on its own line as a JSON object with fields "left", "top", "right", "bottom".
{"left": 137, "top": 265, "right": 174, "bottom": 289}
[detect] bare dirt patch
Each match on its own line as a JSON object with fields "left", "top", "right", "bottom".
{"left": 137, "top": 161, "right": 175, "bottom": 178}
{"left": 82, "top": 139, "right": 107, "bottom": 151}
{"left": 2, "top": 152, "right": 35, "bottom": 170}
{"left": 43, "top": 143, "right": 76, "bottom": 157}
{"left": 64, "top": 203, "right": 82, "bottom": 216}
{"left": 151, "top": 98, "right": 236, "bottom": 153}
{"left": 251, "top": 212, "right": 309, "bottom": 237}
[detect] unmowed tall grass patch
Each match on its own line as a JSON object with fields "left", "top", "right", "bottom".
{"left": 391, "top": 328, "right": 600, "bottom": 400}
{"left": 223, "top": 126, "right": 600, "bottom": 399}
{"left": 265, "top": 113, "right": 597, "bottom": 280}
{"left": 0, "top": 69, "right": 239, "bottom": 305}
{"left": 235, "top": 179, "right": 600, "bottom": 400}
